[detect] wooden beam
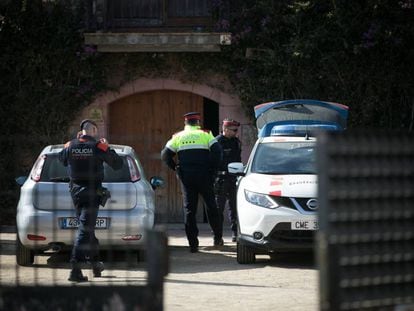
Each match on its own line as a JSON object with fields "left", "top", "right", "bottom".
{"left": 84, "top": 32, "right": 231, "bottom": 52}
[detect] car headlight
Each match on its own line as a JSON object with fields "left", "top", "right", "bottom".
{"left": 244, "top": 190, "right": 279, "bottom": 209}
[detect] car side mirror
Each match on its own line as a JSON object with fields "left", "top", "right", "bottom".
{"left": 150, "top": 176, "right": 165, "bottom": 190}
{"left": 15, "top": 176, "right": 28, "bottom": 186}
{"left": 228, "top": 162, "right": 245, "bottom": 176}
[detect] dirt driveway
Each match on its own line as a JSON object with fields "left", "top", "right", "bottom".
{"left": 0, "top": 224, "right": 318, "bottom": 311}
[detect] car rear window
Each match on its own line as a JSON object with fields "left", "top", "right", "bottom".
{"left": 40, "top": 154, "right": 133, "bottom": 182}
{"left": 251, "top": 141, "right": 316, "bottom": 174}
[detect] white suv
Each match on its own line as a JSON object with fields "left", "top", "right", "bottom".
{"left": 230, "top": 135, "right": 318, "bottom": 263}
{"left": 229, "top": 99, "right": 348, "bottom": 264}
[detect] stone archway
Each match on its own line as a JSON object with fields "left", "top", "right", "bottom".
{"left": 73, "top": 78, "right": 256, "bottom": 222}
{"left": 76, "top": 78, "right": 254, "bottom": 161}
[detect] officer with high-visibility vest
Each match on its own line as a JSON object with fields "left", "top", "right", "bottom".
{"left": 161, "top": 112, "right": 223, "bottom": 253}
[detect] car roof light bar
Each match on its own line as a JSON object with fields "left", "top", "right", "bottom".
{"left": 270, "top": 123, "right": 341, "bottom": 136}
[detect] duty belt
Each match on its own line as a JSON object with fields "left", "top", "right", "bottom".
{"left": 217, "top": 171, "right": 227, "bottom": 176}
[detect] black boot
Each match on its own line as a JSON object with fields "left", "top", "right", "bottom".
{"left": 214, "top": 237, "right": 224, "bottom": 246}
{"left": 189, "top": 238, "right": 199, "bottom": 253}
{"left": 68, "top": 267, "right": 88, "bottom": 282}
{"left": 231, "top": 231, "right": 237, "bottom": 242}
{"left": 92, "top": 261, "right": 104, "bottom": 277}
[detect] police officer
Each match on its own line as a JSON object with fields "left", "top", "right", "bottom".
{"left": 161, "top": 112, "right": 223, "bottom": 253}
{"left": 59, "top": 119, "right": 123, "bottom": 282}
{"left": 215, "top": 118, "right": 242, "bottom": 242}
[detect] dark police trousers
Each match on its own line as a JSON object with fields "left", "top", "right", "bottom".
{"left": 215, "top": 175, "right": 238, "bottom": 233}
{"left": 70, "top": 183, "right": 101, "bottom": 264}
{"left": 178, "top": 170, "right": 222, "bottom": 247}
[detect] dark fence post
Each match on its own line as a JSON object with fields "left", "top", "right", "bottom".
{"left": 146, "top": 228, "right": 169, "bottom": 311}
{"left": 317, "top": 130, "right": 414, "bottom": 311}
{"left": 0, "top": 228, "right": 169, "bottom": 311}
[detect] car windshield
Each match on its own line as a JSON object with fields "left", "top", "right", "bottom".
{"left": 251, "top": 141, "right": 316, "bottom": 174}
{"left": 40, "top": 154, "right": 132, "bottom": 182}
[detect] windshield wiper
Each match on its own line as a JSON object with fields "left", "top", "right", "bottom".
{"left": 49, "top": 176, "right": 70, "bottom": 182}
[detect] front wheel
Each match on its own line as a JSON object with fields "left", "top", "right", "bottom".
{"left": 237, "top": 242, "right": 255, "bottom": 264}
{"left": 16, "top": 236, "right": 34, "bottom": 266}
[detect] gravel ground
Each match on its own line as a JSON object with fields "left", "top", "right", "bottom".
{"left": 0, "top": 224, "right": 319, "bottom": 310}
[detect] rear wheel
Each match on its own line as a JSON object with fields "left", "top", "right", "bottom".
{"left": 237, "top": 242, "right": 255, "bottom": 264}
{"left": 16, "top": 236, "right": 34, "bottom": 266}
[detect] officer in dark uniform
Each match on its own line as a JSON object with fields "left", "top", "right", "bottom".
{"left": 59, "top": 119, "right": 123, "bottom": 282}
{"left": 215, "top": 118, "right": 242, "bottom": 242}
{"left": 161, "top": 112, "right": 223, "bottom": 253}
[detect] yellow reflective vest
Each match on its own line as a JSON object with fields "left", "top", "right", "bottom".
{"left": 162, "top": 125, "right": 222, "bottom": 173}
{"left": 166, "top": 125, "right": 217, "bottom": 152}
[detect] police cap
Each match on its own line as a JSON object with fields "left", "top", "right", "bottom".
{"left": 183, "top": 112, "right": 201, "bottom": 121}
{"left": 223, "top": 118, "right": 240, "bottom": 127}
{"left": 80, "top": 119, "right": 97, "bottom": 130}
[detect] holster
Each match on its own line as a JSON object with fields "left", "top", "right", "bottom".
{"left": 97, "top": 187, "right": 111, "bottom": 207}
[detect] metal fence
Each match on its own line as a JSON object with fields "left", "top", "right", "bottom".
{"left": 317, "top": 131, "right": 414, "bottom": 310}
{"left": 0, "top": 228, "right": 168, "bottom": 311}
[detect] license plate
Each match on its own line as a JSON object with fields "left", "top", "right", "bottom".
{"left": 291, "top": 220, "right": 318, "bottom": 230}
{"left": 60, "top": 217, "right": 109, "bottom": 229}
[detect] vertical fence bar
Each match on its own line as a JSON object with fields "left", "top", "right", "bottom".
{"left": 146, "top": 228, "right": 169, "bottom": 311}
{"left": 317, "top": 130, "right": 414, "bottom": 310}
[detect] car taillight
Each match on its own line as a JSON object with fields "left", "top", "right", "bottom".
{"left": 31, "top": 155, "right": 46, "bottom": 182}
{"left": 122, "top": 234, "right": 142, "bottom": 241}
{"left": 27, "top": 234, "right": 46, "bottom": 241}
{"left": 126, "top": 156, "right": 141, "bottom": 182}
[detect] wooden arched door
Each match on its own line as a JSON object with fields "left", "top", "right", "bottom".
{"left": 108, "top": 90, "right": 204, "bottom": 222}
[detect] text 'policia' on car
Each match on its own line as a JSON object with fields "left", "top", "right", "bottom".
{"left": 15, "top": 144, "right": 164, "bottom": 266}
{"left": 228, "top": 99, "right": 349, "bottom": 264}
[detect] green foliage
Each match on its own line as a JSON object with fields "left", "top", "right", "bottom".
{"left": 223, "top": 0, "right": 414, "bottom": 128}
{"left": 0, "top": 0, "right": 108, "bottom": 223}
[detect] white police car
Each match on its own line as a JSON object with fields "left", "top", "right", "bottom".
{"left": 229, "top": 100, "right": 348, "bottom": 263}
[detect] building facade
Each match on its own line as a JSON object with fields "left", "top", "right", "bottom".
{"left": 70, "top": 0, "right": 256, "bottom": 222}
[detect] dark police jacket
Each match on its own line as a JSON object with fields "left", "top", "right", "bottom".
{"left": 59, "top": 135, "right": 123, "bottom": 187}
{"left": 215, "top": 134, "right": 241, "bottom": 172}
